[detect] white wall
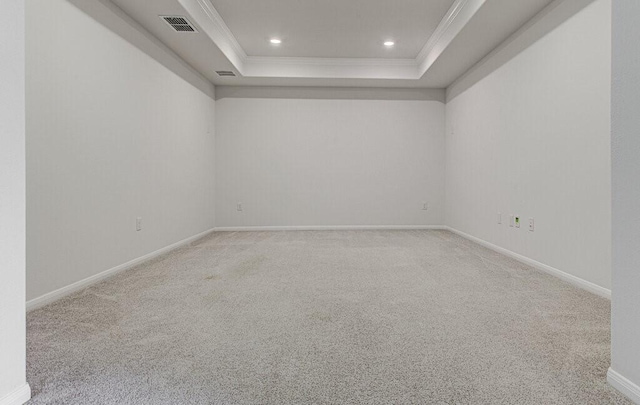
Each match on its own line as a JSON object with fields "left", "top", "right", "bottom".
{"left": 0, "top": 0, "right": 30, "bottom": 403}
{"left": 610, "top": 0, "right": 640, "bottom": 401}
{"left": 26, "top": 0, "right": 216, "bottom": 302}
{"left": 215, "top": 96, "right": 445, "bottom": 228}
{"left": 445, "top": 0, "right": 612, "bottom": 290}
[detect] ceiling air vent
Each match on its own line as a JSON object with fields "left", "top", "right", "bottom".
{"left": 160, "top": 16, "right": 198, "bottom": 33}
{"left": 216, "top": 71, "right": 236, "bottom": 77}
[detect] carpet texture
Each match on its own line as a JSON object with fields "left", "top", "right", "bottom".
{"left": 27, "top": 230, "right": 630, "bottom": 404}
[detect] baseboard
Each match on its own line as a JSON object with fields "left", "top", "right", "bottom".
{"left": 608, "top": 368, "right": 640, "bottom": 404}
{"left": 445, "top": 227, "right": 611, "bottom": 299}
{"left": 0, "top": 384, "right": 31, "bottom": 405}
{"left": 26, "top": 228, "right": 215, "bottom": 311}
{"left": 213, "top": 225, "right": 448, "bottom": 232}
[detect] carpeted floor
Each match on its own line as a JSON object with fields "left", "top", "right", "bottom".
{"left": 27, "top": 230, "right": 630, "bottom": 404}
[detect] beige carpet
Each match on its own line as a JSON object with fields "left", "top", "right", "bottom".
{"left": 27, "top": 230, "right": 630, "bottom": 404}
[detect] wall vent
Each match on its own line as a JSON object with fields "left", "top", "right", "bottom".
{"left": 216, "top": 71, "right": 236, "bottom": 77}
{"left": 160, "top": 16, "right": 198, "bottom": 33}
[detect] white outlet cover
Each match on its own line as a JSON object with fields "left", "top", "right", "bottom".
{"left": 529, "top": 218, "right": 535, "bottom": 231}
{"left": 497, "top": 213, "right": 502, "bottom": 224}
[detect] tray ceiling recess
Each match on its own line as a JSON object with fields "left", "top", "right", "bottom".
{"left": 176, "top": 0, "right": 487, "bottom": 81}
{"left": 107, "top": 0, "right": 558, "bottom": 86}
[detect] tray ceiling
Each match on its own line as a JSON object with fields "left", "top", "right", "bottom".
{"left": 208, "top": 0, "right": 455, "bottom": 59}
{"left": 109, "top": 0, "right": 558, "bottom": 87}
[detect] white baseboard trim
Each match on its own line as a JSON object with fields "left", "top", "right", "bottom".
{"left": 608, "top": 368, "right": 640, "bottom": 404}
{"left": 0, "top": 384, "right": 31, "bottom": 405}
{"left": 213, "top": 225, "right": 448, "bottom": 232}
{"left": 26, "top": 228, "right": 215, "bottom": 311}
{"left": 445, "top": 227, "right": 611, "bottom": 299}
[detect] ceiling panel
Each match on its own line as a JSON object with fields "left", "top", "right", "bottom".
{"left": 209, "top": 0, "right": 455, "bottom": 59}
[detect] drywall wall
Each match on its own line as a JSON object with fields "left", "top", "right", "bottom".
{"left": 26, "top": 0, "right": 216, "bottom": 302}
{"left": 445, "top": 0, "right": 612, "bottom": 290}
{"left": 215, "top": 94, "right": 445, "bottom": 228}
{"left": 66, "top": 0, "right": 215, "bottom": 99}
{"left": 610, "top": 0, "right": 640, "bottom": 402}
{"left": 0, "top": 0, "right": 30, "bottom": 403}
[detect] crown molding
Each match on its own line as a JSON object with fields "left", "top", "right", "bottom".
{"left": 178, "top": 0, "right": 486, "bottom": 81}
{"left": 177, "top": 0, "right": 246, "bottom": 73}
{"left": 194, "top": 0, "right": 246, "bottom": 61}
{"left": 245, "top": 56, "right": 418, "bottom": 67}
{"left": 416, "top": 0, "right": 468, "bottom": 62}
{"left": 416, "top": 0, "right": 487, "bottom": 76}
{"left": 416, "top": 0, "right": 469, "bottom": 65}
{"left": 215, "top": 86, "right": 446, "bottom": 102}
{"left": 242, "top": 57, "right": 419, "bottom": 80}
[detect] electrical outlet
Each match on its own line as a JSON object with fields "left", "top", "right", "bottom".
{"left": 497, "top": 213, "right": 502, "bottom": 224}
{"left": 237, "top": 202, "right": 243, "bottom": 212}
{"left": 529, "top": 218, "right": 535, "bottom": 232}
{"left": 509, "top": 215, "right": 515, "bottom": 227}
{"left": 515, "top": 216, "right": 521, "bottom": 228}
{"left": 136, "top": 217, "right": 142, "bottom": 231}
{"left": 422, "top": 202, "right": 429, "bottom": 211}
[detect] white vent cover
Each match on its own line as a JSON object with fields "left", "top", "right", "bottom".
{"left": 216, "top": 71, "right": 236, "bottom": 77}
{"left": 160, "top": 16, "right": 198, "bottom": 33}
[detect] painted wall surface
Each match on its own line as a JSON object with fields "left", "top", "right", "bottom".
{"left": 26, "top": 0, "right": 216, "bottom": 301}
{"left": 611, "top": 0, "right": 640, "bottom": 398}
{"left": 0, "top": 0, "right": 29, "bottom": 402}
{"left": 215, "top": 98, "right": 445, "bottom": 228}
{"left": 0, "top": 0, "right": 30, "bottom": 403}
{"left": 445, "top": 0, "right": 612, "bottom": 289}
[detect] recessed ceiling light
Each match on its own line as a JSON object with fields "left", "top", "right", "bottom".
{"left": 384, "top": 41, "right": 395, "bottom": 47}
{"left": 270, "top": 38, "right": 282, "bottom": 44}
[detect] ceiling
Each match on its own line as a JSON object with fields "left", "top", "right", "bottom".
{"left": 109, "top": 0, "right": 556, "bottom": 88}
{"left": 208, "top": 0, "right": 455, "bottom": 59}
